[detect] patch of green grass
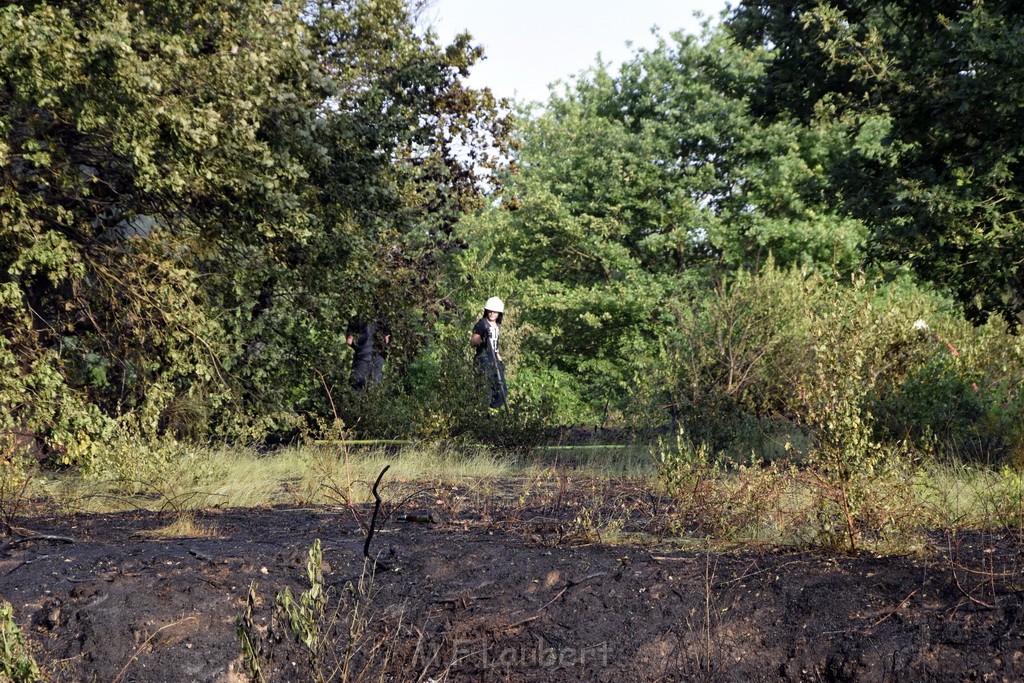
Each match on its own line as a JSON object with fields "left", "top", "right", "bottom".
{"left": 30, "top": 439, "right": 1022, "bottom": 554}
{"left": 654, "top": 452, "right": 1024, "bottom": 554}
{"left": 521, "top": 444, "right": 656, "bottom": 479}
{"left": 915, "top": 462, "right": 1024, "bottom": 532}
{"left": 39, "top": 443, "right": 530, "bottom": 514}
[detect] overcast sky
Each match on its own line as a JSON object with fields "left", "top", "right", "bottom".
{"left": 424, "top": 0, "right": 731, "bottom": 105}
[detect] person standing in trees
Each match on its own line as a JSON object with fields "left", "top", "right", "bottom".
{"left": 345, "top": 315, "right": 391, "bottom": 391}
{"left": 470, "top": 297, "right": 508, "bottom": 411}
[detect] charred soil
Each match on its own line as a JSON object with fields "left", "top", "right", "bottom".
{"left": 2, "top": 476, "right": 1023, "bottom": 682}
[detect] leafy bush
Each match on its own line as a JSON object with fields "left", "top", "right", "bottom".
{"left": 0, "top": 601, "right": 41, "bottom": 683}
{"left": 642, "top": 263, "right": 813, "bottom": 455}
{"left": 0, "top": 442, "right": 38, "bottom": 533}
{"left": 649, "top": 263, "right": 1024, "bottom": 466}
{"left": 872, "top": 313, "right": 1024, "bottom": 465}
{"left": 332, "top": 321, "right": 488, "bottom": 440}
{"left": 656, "top": 430, "right": 792, "bottom": 542}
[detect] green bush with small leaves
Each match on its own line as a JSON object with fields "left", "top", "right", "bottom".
{"left": 0, "top": 601, "right": 42, "bottom": 683}
{"left": 646, "top": 264, "right": 1024, "bottom": 467}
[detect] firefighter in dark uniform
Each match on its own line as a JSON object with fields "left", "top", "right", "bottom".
{"left": 345, "top": 316, "right": 390, "bottom": 391}
{"left": 469, "top": 297, "right": 507, "bottom": 410}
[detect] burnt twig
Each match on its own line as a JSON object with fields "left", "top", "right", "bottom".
{"left": 363, "top": 465, "right": 391, "bottom": 564}
{"left": 0, "top": 534, "right": 76, "bottom": 555}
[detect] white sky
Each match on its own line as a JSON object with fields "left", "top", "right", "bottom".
{"left": 424, "top": 0, "right": 731, "bottom": 105}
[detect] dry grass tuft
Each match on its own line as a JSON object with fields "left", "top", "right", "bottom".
{"left": 137, "top": 513, "right": 218, "bottom": 539}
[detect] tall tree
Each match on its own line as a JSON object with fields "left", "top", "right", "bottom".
{"left": 0, "top": 0, "right": 509, "bottom": 462}
{"left": 730, "top": 0, "right": 1024, "bottom": 324}
{"left": 458, "top": 26, "right": 865, "bottom": 420}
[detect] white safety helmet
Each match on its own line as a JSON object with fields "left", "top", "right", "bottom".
{"left": 484, "top": 296, "right": 505, "bottom": 313}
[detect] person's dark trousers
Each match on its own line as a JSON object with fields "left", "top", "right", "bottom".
{"left": 352, "top": 353, "right": 385, "bottom": 391}
{"left": 351, "top": 358, "right": 370, "bottom": 391}
{"left": 477, "top": 354, "right": 507, "bottom": 409}
{"left": 369, "top": 355, "right": 384, "bottom": 387}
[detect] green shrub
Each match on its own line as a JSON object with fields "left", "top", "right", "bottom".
{"left": 870, "top": 310, "right": 1024, "bottom": 465}
{"left": 644, "top": 263, "right": 814, "bottom": 457}
{"left": 648, "top": 264, "right": 1024, "bottom": 466}
{"left": 0, "top": 601, "right": 42, "bottom": 683}
{"left": 238, "top": 540, "right": 405, "bottom": 682}
{"left": 656, "top": 431, "right": 796, "bottom": 543}
{"left": 0, "top": 443, "right": 38, "bottom": 533}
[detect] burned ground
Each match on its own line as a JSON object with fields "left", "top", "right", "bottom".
{"left": 2, "top": 477, "right": 1023, "bottom": 682}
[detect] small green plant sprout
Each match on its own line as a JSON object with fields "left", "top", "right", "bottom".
{"left": 1, "top": 600, "right": 42, "bottom": 683}
{"left": 277, "top": 540, "right": 328, "bottom": 654}
{"left": 238, "top": 539, "right": 405, "bottom": 682}
{"left": 237, "top": 582, "right": 266, "bottom": 683}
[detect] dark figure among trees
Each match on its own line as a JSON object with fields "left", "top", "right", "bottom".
{"left": 346, "top": 318, "right": 391, "bottom": 391}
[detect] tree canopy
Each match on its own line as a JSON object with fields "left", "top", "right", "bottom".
{"left": 455, "top": 26, "right": 870, "bottom": 419}
{"left": 0, "top": 0, "right": 509, "bottom": 464}
{"left": 2, "top": 0, "right": 1022, "bottom": 468}
{"left": 730, "top": 0, "right": 1024, "bottom": 324}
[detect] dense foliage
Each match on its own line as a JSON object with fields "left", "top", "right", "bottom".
{"left": 2, "top": 0, "right": 1022, "bottom": 472}
{"left": 454, "top": 27, "right": 872, "bottom": 423}
{"left": 730, "top": 0, "right": 1024, "bottom": 324}
{"left": 0, "top": 0, "right": 509, "bottom": 469}
{"left": 453, "top": 5, "right": 1024, "bottom": 464}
